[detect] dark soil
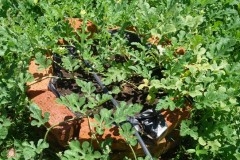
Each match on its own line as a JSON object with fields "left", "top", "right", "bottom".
{"left": 51, "top": 52, "right": 165, "bottom": 113}
{"left": 50, "top": 30, "right": 165, "bottom": 115}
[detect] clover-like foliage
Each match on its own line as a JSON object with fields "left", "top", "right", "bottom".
{"left": 61, "top": 141, "right": 102, "bottom": 160}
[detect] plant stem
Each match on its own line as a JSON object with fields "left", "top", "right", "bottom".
{"left": 122, "top": 80, "right": 138, "bottom": 89}
{"left": 28, "top": 76, "right": 57, "bottom": 86}
{"left": 39, "top": 117, "right": 81, "bottom": 160}
{"left": 87, "top": 116, "right": 100, "bottom": 146}
{"left": 127, "top": 142, "right": 137, "bottom": 160}
{"left": 27, "top": 76, "right": 73, "bottom": 86}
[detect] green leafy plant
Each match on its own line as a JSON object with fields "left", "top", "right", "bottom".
{"left": 61, "top": 56, "right": 81, "bottom": 73}
{"left": 29, "top": 104, "right": 50, "bottom": 127}
{"left": 113, "top": 102, "right": 143, "bottom": 124}
{"left": 0, "top": 0, "right": 239, "bottom": 159}
{"left": 35, "top": 52, "right": 52, "bottom": 71}
{"left": 0, "top": 117, "right": 11, "bottom": 145}
{"left": 119, "top": 122, "right": 138, "bottom": 146}
{"left": 60, "top": 141, "right": 102, "bottom": 160}
{"left": 94, "top": 108, "right": 114, "bottom": 135}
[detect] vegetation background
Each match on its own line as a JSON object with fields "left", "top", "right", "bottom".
{"left": 0, "top": 0, "right": 239, "bottom": 159}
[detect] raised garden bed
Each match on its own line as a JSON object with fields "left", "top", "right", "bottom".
{"left": 27, "top": 59, "right": 190, "bottom": 159}
{"left": 27, "top": 18, "right": 191, "bottom": 159}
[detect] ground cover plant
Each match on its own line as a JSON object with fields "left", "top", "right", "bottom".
{"left": 0, "top": 0, "right": 239, "bottom": 159}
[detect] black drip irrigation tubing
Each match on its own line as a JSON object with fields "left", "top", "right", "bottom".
{"left": 83, "top": 59, "right": 154, "bottom": 159}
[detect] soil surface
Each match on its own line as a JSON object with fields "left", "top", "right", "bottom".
{"left": 52, "top": 62, "right": 163, "bottom": 108}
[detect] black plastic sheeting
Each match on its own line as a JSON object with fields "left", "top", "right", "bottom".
{"left": 131, "top": 109, "right": 167, "bottom": 140}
